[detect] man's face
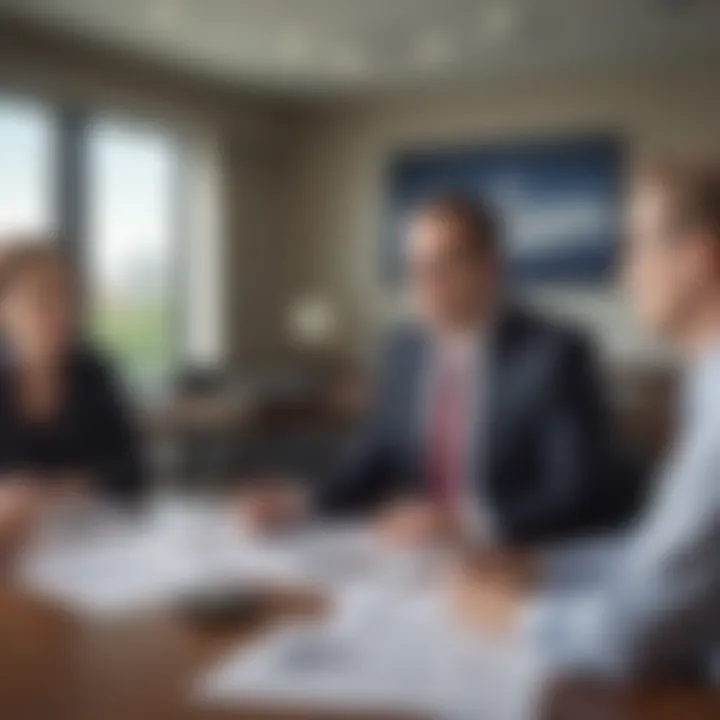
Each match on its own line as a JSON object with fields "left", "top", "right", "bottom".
{"left": 406, "top": 210, "right": 495, "bottom": 331}
{"left": 624, "top": 182, "right": 715, "bottom": 339}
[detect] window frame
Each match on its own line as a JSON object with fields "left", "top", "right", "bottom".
{"left": 0, "top": 89, "right": 187, "bottom": 396}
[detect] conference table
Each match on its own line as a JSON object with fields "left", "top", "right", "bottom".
{"left": 1, "top": 581, "right": 719, "bottom": 720}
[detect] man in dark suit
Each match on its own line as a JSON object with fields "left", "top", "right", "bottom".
{"left": 240, "top": 194, "right": 635, "bottom": 545}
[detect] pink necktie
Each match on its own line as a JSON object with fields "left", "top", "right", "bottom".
{"left": 427, "top": 360, "right": 468, "bottom": 506}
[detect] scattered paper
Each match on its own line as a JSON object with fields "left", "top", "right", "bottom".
{"left": 17, "top": 499, "right": 438, "bottom": 615}
{"left": 201, "top": 586, "right": 547, "bottom": 720}
{"left": 19, "top": 498, "right": 553, "bottom": 718}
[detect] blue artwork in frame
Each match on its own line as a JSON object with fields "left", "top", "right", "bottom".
{"left": 386, "top": 134, "right": 624, "bottom": 283}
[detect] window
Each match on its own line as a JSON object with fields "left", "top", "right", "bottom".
{"left": 0, "top": 96, "right": 57, "bottom": 238}
{"left": 86, "top": 120, "right": 179, "bottom": 392}
{"left": 0, "top": 94, "right": 185, "bottom": 395}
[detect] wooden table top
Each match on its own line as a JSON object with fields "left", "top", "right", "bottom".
{"left": 1, "top": 585, "right": 719, "bottom": 720}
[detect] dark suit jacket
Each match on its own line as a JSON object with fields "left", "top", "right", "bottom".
{"left": 0, "top": 345, "right": 144, "bottom": 503}
{"left": 316, "top": 307, "right": 637, "bottom": 544}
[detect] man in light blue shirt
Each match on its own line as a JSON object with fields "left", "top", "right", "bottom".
{"left": 450, "top": 158, "right": 720, "bottom": 679}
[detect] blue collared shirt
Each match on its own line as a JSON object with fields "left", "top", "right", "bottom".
{"left": 525, "top": 346, "right": 720, "bottom": 678}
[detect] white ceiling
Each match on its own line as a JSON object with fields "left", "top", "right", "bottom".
{"left": 2, "top": 0, "right": 720, "bottom": 93}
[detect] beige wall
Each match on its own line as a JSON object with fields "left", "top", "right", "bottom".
{"left": 281, "top": 63, "right": 720, "bottom": 363}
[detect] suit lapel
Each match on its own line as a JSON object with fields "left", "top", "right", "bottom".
{"left": 484, "top": 308, "right": 526, "bottom": 495}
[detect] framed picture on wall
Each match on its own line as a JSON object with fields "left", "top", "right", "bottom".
{"left": 386, "top": 134, "right": 624, "bottom": 284}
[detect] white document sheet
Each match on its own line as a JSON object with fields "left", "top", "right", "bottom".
{"left": 200, "top": 585, "right": 547, "bottom": 720}
{"left": 18, "top": 499, "right": 281, "bottom": 615}
{"left": 17, "top": 499, "right": 438, "bottom": 616}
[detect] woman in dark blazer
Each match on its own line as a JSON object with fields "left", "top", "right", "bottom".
{"left": 0, "top": 239, "right": 144, "bottom": 542}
